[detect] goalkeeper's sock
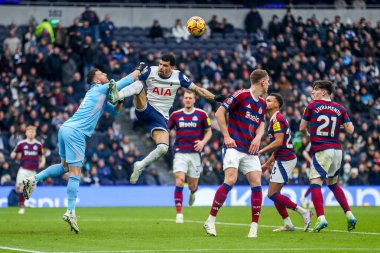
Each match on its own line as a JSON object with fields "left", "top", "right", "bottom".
{"left": 36, "top": 164, "right": 67, "bottom": 182}
{"left": 67, "top": 175, "right": 80, "bottom": 213}
{"left": 119, "top": 81, "right": 143, "bottom": 99}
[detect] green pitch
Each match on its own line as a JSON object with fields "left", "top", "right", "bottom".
{"left": 0, "top": 206, "right": 379, "bottom": 253}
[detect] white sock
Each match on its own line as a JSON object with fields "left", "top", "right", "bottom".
{"left": 295, "top": 206, "right": 307, "bottom": 215}
{"left": 118, "top": 81, "right": 143, "bottom": 99}
{"left": 139, "top": 143, "right": 168, "bottom": 168}
{"left": 207, "top": 215, "right": 216, "bottom": 222}
{"left": 318, "top": 215, "right": 326, "bottom": 221}
{"left": 346, "top": 211, "right": 353, "bottom": 218}
{"left": 67, "top": 210, "right": 76, "bottom": 216}
{"left": 284, "top": 217, "right": 293, "bottom": 227}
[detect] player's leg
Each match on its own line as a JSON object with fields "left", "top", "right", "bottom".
{"left": 326, "top": 150, "right": 357, "bottom": 231}
{"left": 309, "top": 150, "right": 332, "bottom": 232}
{"left": 246, "top": 170, "right": 262, "bottom": 238}
{"left": 187, "top": 153, "right": 202, "bottom": 206}
{"left": 15, "top": 168, "right": 27, "bottom": 214}
{"left": 130, "top": 129, "right": 169, "bottom": 184}
{"left": 268, "top": 182, "right": 293, "bottom": 231}
{"left": 23, "top": 127, "right": 69, "bottom": 199}
{"left": 301, "top": 186, "right": 312, "bottom": 208}
{"left": 204, "top": 167, "right": 236, "bottom": 236}
{"left": 268, "top": 159, "right": 312, "bottom": 232}
{"left": 108, "top": 79, "right": 144, "bottom": 104}
{"left": 134, "top": 88, "right": 148, "bottom": 111}
{"left": 174, "top": 171, "right": 186, "bottom": 223}
{"left": 62, "top": 164, "right": 81, "bottom": 233}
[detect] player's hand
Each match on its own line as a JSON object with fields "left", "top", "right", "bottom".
{"left": 39, "top": 163, "right": 45, "bottom": 169}
{"left": 194, "top": 140, "right": 205, "bottom": 152}
{"left": 214, "top": 94, "right": 227, "bottom": 102}
{"left": 135, "top": 62, "right": 148, "bottom": 73}
{"left": 249, "top": 137, "right": 261, "bottom": 155}
{"left": 224, "top": 136, "right": 237, "bottom": 148}
{"left": 261, "top": 163, "right": 271, "bottom": 172}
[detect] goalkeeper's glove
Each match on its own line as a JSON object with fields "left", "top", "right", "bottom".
{"left": 135, "top": 62, "right": 148, "bottom": 73}
{"left": 214, "top": 94, "right": 227, "bottom": 102}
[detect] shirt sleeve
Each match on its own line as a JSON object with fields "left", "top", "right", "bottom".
{"left": 178, "top": 72, "right": 192, "bottom": 88}
{"left": 168, "top": 114, "right": 175, "bottom": 129}
{"left": 222, "top": 93, "right": 238, "bottom": 111}
{"left": 202, "top": 112, "right": 211, "bottom": 129}
{"left": 302, "top": 103, "right": 312, "bottom": 121}
{"left": 13, "top": 143, "right": 22, "bottom": 153}
{"left": 273, "top": 117, "right": 286, "bottom": 134}
{"left": 341, "top": 107, "right": 351, "bottom": 124}
{"left": 138, "top": 67, "right": 151, "bottom": 81}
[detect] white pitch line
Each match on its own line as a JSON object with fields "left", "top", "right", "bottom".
{"left": 159, "top": 219, "right": 380, "bottom": 236}
{"left": 54, "top": 248, "right": 380, "bottom": 253}
{"left": 0, "top": 246, "right": 44, "bottom": 253}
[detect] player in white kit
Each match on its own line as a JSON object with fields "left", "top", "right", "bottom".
{"left": 108, "top": 54, "right": 226, "bottom": 184}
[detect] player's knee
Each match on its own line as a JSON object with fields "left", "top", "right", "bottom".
{"left": 156, "top": 143, "right": 169, "bottom": 156}
{"left": 175, "top": 178, "right": 185, "bottom": 187}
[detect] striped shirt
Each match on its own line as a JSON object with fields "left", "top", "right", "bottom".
{"left": 168, "top": 108, "right": 210, "bottom": 153}
{"left": 13, "top": 139, "right": 43, "bottom": 171}
{"left": 302, "top": 99, "right": 351, "bottom": 153}
{"left": 222, "top": 89, "right": 266, "bottom": 154}
{"left": 268, "top": 111, "right": 297, "bottom": 161}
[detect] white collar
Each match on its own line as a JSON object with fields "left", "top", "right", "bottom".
{"left": 270, "top": 111, "right": 280, "bottom": 122}
{"left": 249, "top": 89, "right": 259, "bottom": 102}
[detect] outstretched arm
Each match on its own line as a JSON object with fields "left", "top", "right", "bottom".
{"left": 189, "top": 84, "right": 226, "bottom": 102}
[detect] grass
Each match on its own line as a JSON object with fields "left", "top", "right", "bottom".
{"left": 0, "top": 206, "right": 379, "bottom": 253}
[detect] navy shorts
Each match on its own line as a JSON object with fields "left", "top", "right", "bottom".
{"left": 135, "top": 103, "right": 168, "bottom": 136}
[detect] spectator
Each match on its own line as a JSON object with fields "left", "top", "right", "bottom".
{"left": 244, "top": 8, "right": 263, "bottom": 35}
{"left": 23, "top": 26, "right": 36, "bottom": 54}
{"left": 172, "top": 19, "right": 189, "bottom": 43}
{"left": 35, "top": 19, "right": 55, "bottom": 44}
{"left": 3, "top": 31, "right": 21, "bottom": 55}
{"left": 347, "top": 168, "right": 364, "bottom": 185}
{"left": 149, "top": 20, "right": 164, "bottom": 40}
{"left": 145, "top": 167, "right": 162, "bottom": 185}
{"left": 99, "top": 14, "right": 116, "bottom": 46}
{"left": 54, "top": 22, "right": 68, "bottom": 49}
{"left": 81, "top": 5, "right": 99, "bottom": 27}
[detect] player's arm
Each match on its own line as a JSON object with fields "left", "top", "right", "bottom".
{"left": 343, "top": 122, "right": 354, "bottom": 134}
{"left": 262, "top": 153, "right": 275, "bottom": 172}
{"left": 39, "top": 154, "right": 46, "bottom": 169}
{"left": 104, "top": 100, "right": 124, "bottom": 116}
{"left": 299, "top": 119, "right": 310, "bottom": 141}
{"left": 302, "top": 148, "right": 312, "bottom": 164}
{"left": 10, "top": 150, "right": 17, "bottom": 159}
{"left": 10, "top": 144, "right": 20, "bottom": 159}
{"left": 249, "top": 121, "right": 265, "bottom": 155}
{"left": 194, "top": 127, "right": 212, "bottom": 152}
{"left": 215, "top": 106, "right": 236, "bottom": 148}
{"left": 115, "top": 62, "right": 148, "bottom": 90}
{"left": 258, "top": 132, "right": 284, "bottom": 156}
{"left": 189, "top": 84, "right": 226, "bottom": 102}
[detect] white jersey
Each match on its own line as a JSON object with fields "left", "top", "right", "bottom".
{"left": 140, "top": 66, "right": 194, "bottom": 119}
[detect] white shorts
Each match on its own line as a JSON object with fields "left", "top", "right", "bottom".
{"left": 310, "top": 149, "right": 342, "bottom": 179}
{"left": 16, "top": 168, "right": 36, "bottom": 187}
{"left": 173, "top": 152, "right": 202, "bottom": 178}
{"left": 270, "top": 158, "right": 297, "bottom": 184}
{"left": 223, "top": 148, "right": 261, "bottom": 175}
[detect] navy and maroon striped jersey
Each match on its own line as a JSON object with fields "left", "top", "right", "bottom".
{"left": 268, "top": 112, "right": 297, "bottom": 161}
{"left": 222, "top": 89, "right": 266, "bottom": 154}
{"left": 168, "top": 108, "right": 211, "bottom": 153}
{"left": 13, "top": 139, "right": 43, "bottom": 171}
{"left": 302, "top": 99, "right": 351, "bottom": 153}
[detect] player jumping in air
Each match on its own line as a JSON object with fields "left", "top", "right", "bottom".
{"left": 22, "top": 63, "right": 147, "bottom": 233}
{"left": 300, "top": 80, "right": 357, "bottom": 232}
{"left": 108, "top": 53, "right": 226, "bottom": 184}
{"left": 258, "top": 93, "right": 312, "bottom": 232}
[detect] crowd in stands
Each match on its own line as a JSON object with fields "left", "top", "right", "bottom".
{"left": 0, "top": 6, "right": 379, "bottom": 187}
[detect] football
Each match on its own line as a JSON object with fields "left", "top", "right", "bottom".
{"left": 186, "top": 16, "right": 206, "bottom": 36}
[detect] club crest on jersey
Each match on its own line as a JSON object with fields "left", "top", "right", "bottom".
{"left": 259, "top": 107, "right": 262, "bottom": 114}
{"left": 226, "top": 97, "right": 233, "bottom": 105}
{"left": 33, "top": 145, "right": 38, "bottom": 150}
{"left": 192, "top": 116, "right": 198, "bottom": 121}
{"left": 184, "top": 75, "right": 190, "bottom": 82}
{"left": 152, "top": 87, "right": 172, "bottom": 96}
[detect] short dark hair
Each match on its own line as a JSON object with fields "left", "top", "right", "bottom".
{"left": 269, "top": 93, "right": 284, "bottom": 108}
{"left": 313, "top": 80, "right": 334, "bottom": 95}
{"left": 161, "top": 53, "right": 176, "bottom": 66}
{"left": 250, "top": 69, "right": 268, "bottom": 85}
{"left": 87, "top": 68, "right": 100, "bottom": 84}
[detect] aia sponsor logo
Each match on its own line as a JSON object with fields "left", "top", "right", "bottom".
{"left": 152, "top": 87, "right": 172, "bottom": 96}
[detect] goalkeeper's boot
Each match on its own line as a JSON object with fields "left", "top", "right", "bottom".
{"left": 22, "top": 177, "right": 36, "bottom": 200}
{"left": 108, "top": 79, "right": 119, "bottom": 105}
{"left": 273, "top": 225, "right": 295, "bottom": 232}
{"left": 313, "top": 218, "right": 328, "bottom": 232}
{"left": 63, "top": 212, "right": 80, "bottom": 234}
{"left": 130, "top": 161, "right": 144, "bottom": 184}
{"left": 203, "top": 220, "right": 217, "bottom": 236}
{"left": 347, "top": 216, "right": 357, "bottom": 232}
{"left": 189, "top": 192, "right": 196, "bottom": 206}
